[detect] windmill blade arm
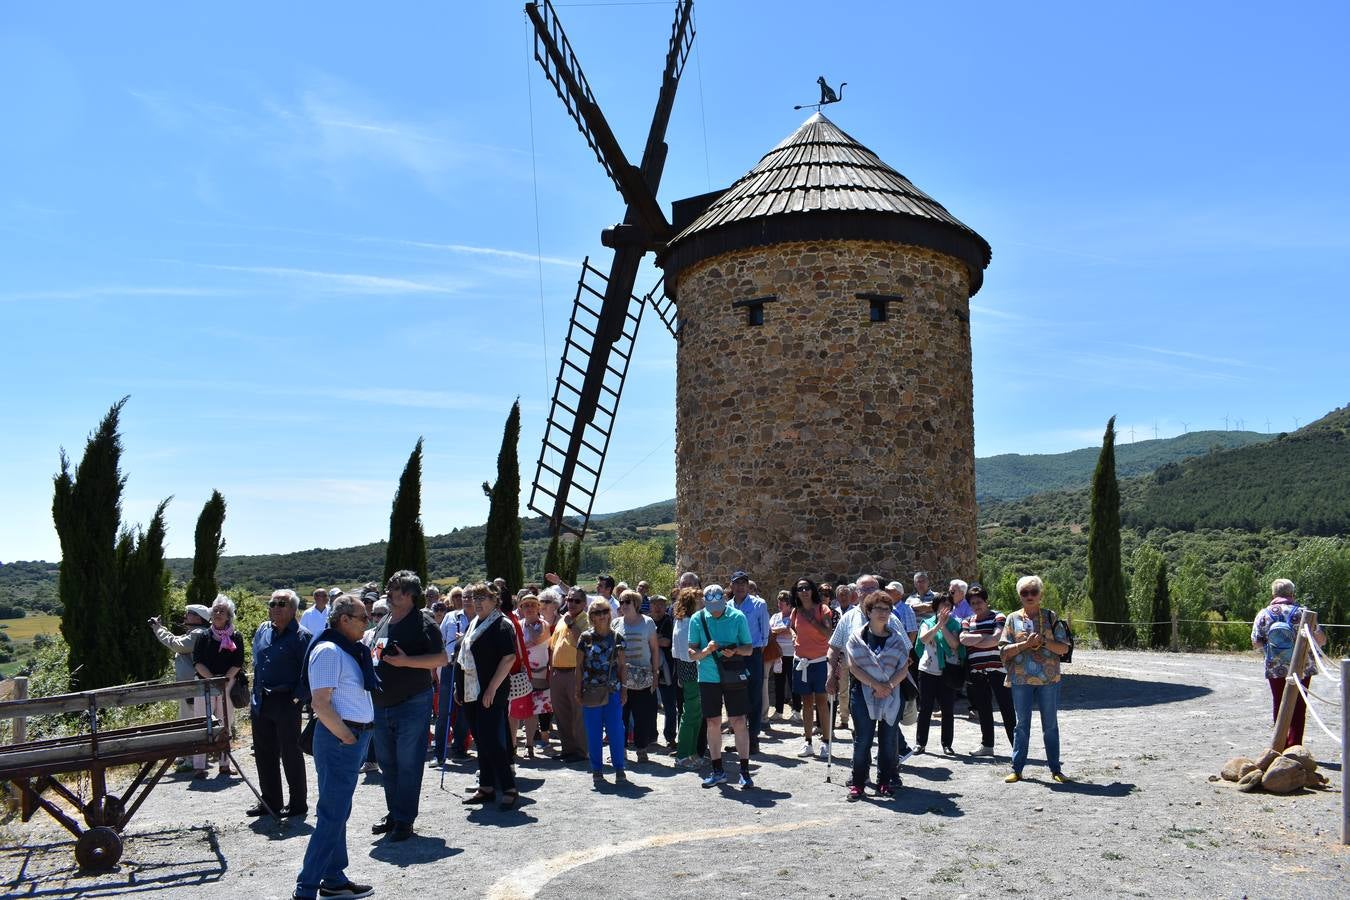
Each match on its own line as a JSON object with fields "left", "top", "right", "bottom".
{"left": 640, "top": 0, "right": 695, "bottom": 176}
{"left": 526, "top": 0, "right": 670, "bottom": 240}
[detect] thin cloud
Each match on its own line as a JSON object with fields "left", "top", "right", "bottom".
{"left": 1123, "top": 343, "right": 1270, "bottom": 371}
{"left": 190, "top": 262, "right": 466, "bottom": 295}
{"left": 0, "top": 285, "right": 236, "bottom": 302}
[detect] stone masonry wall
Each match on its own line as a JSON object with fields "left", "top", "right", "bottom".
{"left": 674, "top": 239, "right": 977, "bottom": 595}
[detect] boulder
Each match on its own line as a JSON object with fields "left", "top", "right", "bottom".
{"left": 1281, "top": 745, "right": 1317, "bottom": 774}
{"left": 1237, "top": 770, "right": 1264, "bottom": 793}
{"left": 1261, "top": 756, "right": 1307, "bottom": 794}
{"left": 1254, "top": 748, "right": 1280, "bottom": 771}
{"left": 1221, "top": 757, "right": 1258, "bottom": 781}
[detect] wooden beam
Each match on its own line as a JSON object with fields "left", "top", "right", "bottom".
{"left": 0, "top": 678, "right": 223, "bottom": 720}
{"left": 1270, "top": 611, "right": 1317, "bottom": 752}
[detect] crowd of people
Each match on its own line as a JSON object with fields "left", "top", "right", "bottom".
{"left": 145, "top": 566, "right": 1329, "bottom": 900}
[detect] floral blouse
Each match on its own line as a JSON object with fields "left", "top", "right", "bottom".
{"left": 998, "top": 609, "right": 1068, "bottom": 687}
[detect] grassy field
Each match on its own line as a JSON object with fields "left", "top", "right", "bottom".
{"left": 0, "top": 614, "right": 61, "bottom": 641}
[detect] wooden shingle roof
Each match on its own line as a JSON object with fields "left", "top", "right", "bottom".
{"left": 661, "top": 112, "right": 991, "bottom": 296}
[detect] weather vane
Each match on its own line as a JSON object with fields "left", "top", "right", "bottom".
{"left": 794, "top": 76, "right": 846, "bottom": 111}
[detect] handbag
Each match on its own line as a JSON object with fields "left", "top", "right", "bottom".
{"left": 580, "top": 682, "right": 611, "bottom": 707}
{"left": 229, "top": 672, "right": 250, "bottom": 709}
{"left": 941, "top": 660, "right": 967, "bottom": 690}
{"left": 675, "top": 658, "right": 699, "bottom": 685}
{"left": 714, "top": 652, "right": 749, "bottom": 687}
{"left": 507, "top": 670, "right": 532, "bottom": 701}
{"left": 625, "top": 663, "right": 654, "bottom": 690}
{"left": 763, "top": 639, "right": 782, "bottom": 665}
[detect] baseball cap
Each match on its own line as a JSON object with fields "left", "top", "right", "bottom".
{"left": 730, "top": 571, "right": 750, "bottom": 584}
{"left": 703, "top": 585, "right": 727, "bottom": 612}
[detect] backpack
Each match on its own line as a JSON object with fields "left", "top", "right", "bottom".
{"left": 1264, "top": 605, "right": 1300, "bottom": 668}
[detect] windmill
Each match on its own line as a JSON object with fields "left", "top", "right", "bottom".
{"left": 523, "top": 0, "right": 694, "bottom": 543}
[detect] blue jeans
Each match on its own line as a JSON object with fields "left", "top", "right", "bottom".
{"left": 372, "top": 687, "right": 433, "bottom": 826}
{"left": 582, "top": 691, "right": 625, "bottom": 773}
{"left": 295, "top": 722, "right": 371, "bottom": 899}
{"left": 746, "top": 648, "right": 764, "bottom": 736}
{"left": 849, "top": 688, "right": 901, "bottom": 788}
{"left": 1010, "top": 681, "right": 1061, "bottom": 774}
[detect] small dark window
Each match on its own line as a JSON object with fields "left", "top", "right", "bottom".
{"left": 732, "top": 295, "right": 777, "bottom": 328}
{"left": 858, "top": 292, "right": 903, "bottom": 323}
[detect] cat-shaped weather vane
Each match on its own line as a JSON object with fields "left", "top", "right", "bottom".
{"left": 794, "top": 76, "right": 846, "bottom": 111}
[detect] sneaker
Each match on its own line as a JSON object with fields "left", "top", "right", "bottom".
{"left": 847, "top": 784, "right": 863, "bottom": 801}
{"left": 1051, "top": 771, "right": 1069, "bottom": 784}
{"left": 973, "top": 745, "right": 994, "bottom": 757}
{"left": 676, "top": 755, "right": 702, "bottom": 769}
{"left": 796, "top": 741, "right": 814, "bottom": 757}
{"left": 702, "top": 770, "right": 728, "bottom": 788}
{"left": 319, "top": 882, "right": 374, "bottom": 899}
{"left": 878, "top": 780, "right": 901, "bottom": 796}
{"left": 817, "top": 742, "right": 830, "bottom": 759}
{"left": 1005, "top": 772, "right": 1022, "bottom": 783}
{"left": 361, "top": 762, "right": 379, "bottom": 774}
{"left": 897, "top": 748, "right": 915, "bottom": 766}
{"left": 942, "top": 745, "right": 956, "bottom": 756}
{"left": 789, "top": 710, "right": 802, "bottom": 724}
{"left": 615, "top": 770, "right": 629, "bottom": 783}
{"left": 738, "top": 771, "right": 754, "bottom": 788}
{"left": 913, "top": 746, "right": 926, "bottom": 755}
{"left": 636, "top": 751, "right": 649, "bottom": 764}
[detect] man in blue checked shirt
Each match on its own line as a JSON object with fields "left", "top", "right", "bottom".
{"left": 250, "top": 589, "right": 313, "bottom": 820}
{"left": 729, "top": 571, "right": 770, "bottom": 753}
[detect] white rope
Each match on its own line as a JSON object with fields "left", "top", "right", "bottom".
{"left": 1303, "top": 625, "right": 1344, "bottom": 685}
{"left": 1074, "top": 617, "right": 1350, "bottom": 628}
{"left": 1291, "top": 673, "right": 1343, "bottom": 747}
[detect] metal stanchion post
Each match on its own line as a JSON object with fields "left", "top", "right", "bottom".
{"left": 1340, "top": 658, "right": 1348, "bottom": 846}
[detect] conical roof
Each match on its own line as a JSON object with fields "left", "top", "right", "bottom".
{"left": 661, "top": 112, "right": 991, "bottom": 295}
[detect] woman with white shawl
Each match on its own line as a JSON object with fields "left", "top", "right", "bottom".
{"left": 843, "top": 592, "right": 912, "bottom": 801}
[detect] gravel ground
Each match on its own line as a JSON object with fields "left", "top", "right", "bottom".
{"left": 2, "top": 649, "right": 1345, "bottom": 899}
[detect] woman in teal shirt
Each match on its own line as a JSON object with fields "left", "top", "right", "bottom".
{"left": 915, "top": 594, "right": 965, "bottom": 755}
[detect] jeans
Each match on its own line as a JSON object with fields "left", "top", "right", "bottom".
{"left": 432, "top": 667, "right": 459, "bottom": 761}
{"left": 849, "top": 688, "right": 900, "bottom": 788}
{"left": 676, "top": 676, "right": 706, "bottom": 759}
{"left": 657, "top": 680, "right": 681, "bottom": 742}
{"left": 371, "top": 687, "right": 434, "bottom": 826}
{"left": 745, "top": 648, "right": 765, "bottom": 737}
{"left": 294, "top": 722, "right": 371, "bottom": 899}
{"left": 624, "top": 686, "right": 659, "bottom": 750}
{"left": 915, "top": 670, "right": 954, "bottom": 750}
{"left": 465, "top": 690, "right": 515, "bottom": 794}
{"left": 967, "top": 670, "right": 1015, "bottom": 748}
{"left": 1010, "top": 680, "right": 1061, "bottom": 774}
{"left": 251, "top": 692, "right": 306, "bottom": 812}
{"left": 582, "top": 690, "right": 626, "bottom": 772}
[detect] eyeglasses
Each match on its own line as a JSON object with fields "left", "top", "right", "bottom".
{"left": 592, "top": 611, "right": 611, "bottom": 617}
{"left": 344, "top": 612, "right": 370, "bottom": 624}
{"left": 372, "top": 611, "right": 386, "bottom": 619}
{"left": 619, "top": 599, "right": 634, "bottom": 606}
{"left": 567, "top": 597, "right": 584, "bottom": 604}
{"left": 1019, "top": 589, "right": 1041, "bottom": 598}
{"left": 872, "top": 606, "right": 894, "bottom": 614}
{"left": 268, "top": 600, "right": 290, "bottom": 608}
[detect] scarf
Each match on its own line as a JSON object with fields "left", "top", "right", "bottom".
{"left": 460, "top": 609, "right": 503, "bottom": 702}
{"left": 210, "top": 625, "right": 237, "bottom": 653}
{"left": 844, "top": 623, "right": 909, "bottom": 725}
{"left": 308, "top": 625, "right": 381, "bottom": 695}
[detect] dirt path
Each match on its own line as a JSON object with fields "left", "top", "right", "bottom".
{"left": 2, "top": 649, "right": 1345, "bottom": 898}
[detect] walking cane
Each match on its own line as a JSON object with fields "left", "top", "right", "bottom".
{"left": 824, "top": 692, "right": 836, "bottom": 784}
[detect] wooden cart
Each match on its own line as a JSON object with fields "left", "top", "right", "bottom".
{"left": 0, "top": 677, "right": 236, "bottom": 869}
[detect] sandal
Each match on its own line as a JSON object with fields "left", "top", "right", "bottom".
{"left": 498, "top": 790, "right": 519, "bottom": 810}
{"left": 461, "top": 789, "right": 495, "bottom": 805}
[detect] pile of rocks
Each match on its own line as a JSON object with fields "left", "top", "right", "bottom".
{"left": 1219, "top": 745, "right": 1329, "bottom": 794}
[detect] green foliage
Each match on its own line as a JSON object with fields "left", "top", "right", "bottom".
{"left": 383, "top": 438, "right": 428, "bottom": 600}
{"left": 1149, "top": 556, "right": 1173, "bottom": 650}
{"left": 1088, "top": 417, "right": 1134, "bottom": 648}
{"left": 118, "top": 500, "right": 172, "bottom": 683}
{"left": 1218, "top": 563, "right": 1262, "bottom": 623}
{"left": 543, "top": 533, "right": 584, "bottom": 586}
{"left": 977, "top": 429, "right": 1271, "bottom": 503}
{"left": 51, "top": 397, "right": 172, "bottom": 689}
{"left": 1171, "top": 554, "right": 1212, "bottom": 648}
{"left": 483, "top": 401, "right": 524, "bottom": 596}
{"left": 1126, "top": 406, "right": 1350, "bottom": 534}
{"left": 229, "top": 588, "right": 269, "bottom": 667}
{"left": 606, "top": 540, "right": 676, "bottom": 597}
{"left": 185, "top": 490, "right": 227, "bottom": 608}
{"left": 1126, "top": 544, "right": 1165, "bottom": 641}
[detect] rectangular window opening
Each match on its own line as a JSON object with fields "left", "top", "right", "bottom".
{"left": 858, "top": 292, "right": 903, "bottom": 323}
{"left": 732, "top": 294, "right": 777, "bottom": 328}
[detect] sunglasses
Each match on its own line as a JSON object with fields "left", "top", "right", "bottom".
{"left": 619, "top": 599, "right": 634, "bottom": 606}
{"left": 268, "top": 600, "right": 290, "bottom": 608}
{"left": 344, "top": 612, "right": 370, "bottom": 624}
{"left": 592, "top": 610, "right": 611, "bottom": 617}
{"left": 795, "top": 585, "right": 811, "bottom": 592}
{"left": 1019, "top": 589, "right": 1041, "bottom": 598}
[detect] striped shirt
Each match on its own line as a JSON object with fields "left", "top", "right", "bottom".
{"left": 961, "top": 611, "right": 1007, "bottom": 673}
{"left": 307, "top": 641, "right": 374, "bottom": 723}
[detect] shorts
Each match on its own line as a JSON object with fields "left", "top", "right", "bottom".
{"left": 792, "top": 659, "right": 827, "bottom": 695}
{"left": 699, "top": 682, "right": 750, "bottom": 719}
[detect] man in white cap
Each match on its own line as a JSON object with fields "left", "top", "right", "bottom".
{"left": 149, "top": 602, "right": 211, "bottom": 770}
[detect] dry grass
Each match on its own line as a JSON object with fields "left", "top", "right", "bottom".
{"left": 0, "top": 614, "right": 61, "bottom": 642}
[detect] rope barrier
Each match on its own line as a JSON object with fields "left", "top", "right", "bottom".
{"left": 1304, "top": 625, "right": 1345, "bottom": 686}
{"left": 1292, "top": 674, "right": 1343, "bottom": 747}
{"left": 1073, "top": 617, "right": 1350, "bottom": 629}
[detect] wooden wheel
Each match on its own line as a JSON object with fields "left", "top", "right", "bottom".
{"left": 74, "top": 826, "right": 122, "bottom": 870}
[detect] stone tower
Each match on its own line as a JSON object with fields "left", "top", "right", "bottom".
{"left": 659, "top": 112, "right": 991, "bottom": 593}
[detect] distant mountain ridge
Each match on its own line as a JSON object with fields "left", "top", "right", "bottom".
{"left": 975, "top": 429, "right": 1271, "bottom": 503}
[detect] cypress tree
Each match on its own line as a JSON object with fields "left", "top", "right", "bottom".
{"left": 53, "top": 398, "right": 130, "bottom": 689}
{"left": 543, "top": 532, "right": 583, "bottom": 587}
{"left": 185, "top": 490, "right": 227, "bottom": 609}
{"left": 1150, "top": 557, "right": 1172, "bottom": 650}
{"left": 1088, "top": 416, "right": 1135, "bottom": 648}
{"left": 483, "top": 400, "right": 524, "bottom": 596}
{"left": 121, "top": 500, "right": 172, "bottom": 682}
{"left": 384, "top": 438, "right": 428, "bottom": 600}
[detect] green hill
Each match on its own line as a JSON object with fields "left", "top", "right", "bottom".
{"left": 975, "top": 429, "right": 1271, "bottom": 502}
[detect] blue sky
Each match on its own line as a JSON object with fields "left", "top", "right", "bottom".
{"left": 2, "top": 1, "right": 1346, "bottom": 562}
